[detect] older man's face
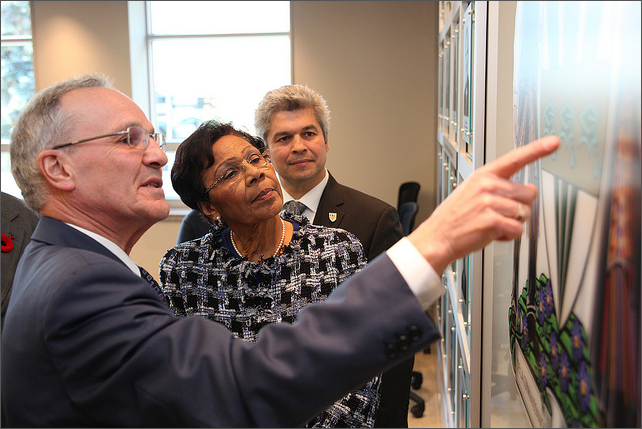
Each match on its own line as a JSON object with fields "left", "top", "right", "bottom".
{"left": 57, "top": 87, "right": 170, "bottom": 238}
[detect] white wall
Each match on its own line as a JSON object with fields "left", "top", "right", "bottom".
{"left": 29, "top": 1, "right": 439, "bottom": 279}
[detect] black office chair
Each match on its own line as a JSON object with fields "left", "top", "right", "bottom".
{"left": 397, "top": 181, "right": 420, "bottom": 211}
{"left": 398, "top": 201, "right": 418, "bottom": 236}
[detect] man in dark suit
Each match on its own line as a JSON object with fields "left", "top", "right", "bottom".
{"left": 1, "top": 191, "right": 39, "bottom": 428}
{"left": 1, "top": 192, "right": 39, "bottom": 329}
{"left": 2, "top": 73, "right": 558, "bottom": 427}
{"left": 254, "top": 85, "right": 410, "bottom": 427}
{"left": 255, "top": 85, "right": 402, "bottom": 263}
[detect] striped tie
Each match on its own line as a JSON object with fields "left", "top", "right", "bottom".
{"left": 283, "top": 200, "right": 307, "bottom": 216}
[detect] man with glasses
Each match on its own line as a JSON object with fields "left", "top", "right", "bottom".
{"left": 2, "top": 73, "right": 559, "bottom": 427}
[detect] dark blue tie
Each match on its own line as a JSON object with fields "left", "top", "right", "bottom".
{"left": 138, "top": 265, "right": 169, "bottom": 306}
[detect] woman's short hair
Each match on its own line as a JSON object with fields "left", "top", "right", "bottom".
{"left": 171, "top": 120, "right": 266, "bottom": 214}
{"left": 254, "top": 85, "right": 331, "bottom": 142}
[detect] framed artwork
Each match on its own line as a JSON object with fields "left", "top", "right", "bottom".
{"left": 509, "top": 2, "right": 640, "bottom": 427}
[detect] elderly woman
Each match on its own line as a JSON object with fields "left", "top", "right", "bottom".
{"left": 159, "top": 120, "right": 381, "bottom": 428}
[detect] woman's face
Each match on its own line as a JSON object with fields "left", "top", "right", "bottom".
{"left": 200, "top": 134, "right": 283, "bottom": 228}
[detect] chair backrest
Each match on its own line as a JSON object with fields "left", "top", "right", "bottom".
{"left": 398, "top": 201, "right": 418, "bottom": 236}
{"left": 398, "top": 181, "right": 421, "bottom": 210}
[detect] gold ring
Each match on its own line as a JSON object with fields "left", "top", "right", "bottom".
{"left": 515, "top": 203, "right": 526, "bottom": 222}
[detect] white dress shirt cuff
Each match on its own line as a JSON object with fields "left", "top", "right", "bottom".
{"left": 386, "top": 237, "right": 444, "bottom": 309}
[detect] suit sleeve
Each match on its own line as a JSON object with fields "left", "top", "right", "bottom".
{"left": 34, "top": 252, "right": 439, "bottom": 427}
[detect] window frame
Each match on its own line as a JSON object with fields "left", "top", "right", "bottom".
{"left": 129, "top": 1, "right": 292, "bottom": 212}
{"left": 1, "top": 0, "right": 35, "bottom": 199}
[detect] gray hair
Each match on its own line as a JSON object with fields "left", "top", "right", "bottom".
{"left": 254, "top": 85, "right": 331, "bottom": 142}
{"left": 10, "top": 73, "right": 114, "bottom": 211}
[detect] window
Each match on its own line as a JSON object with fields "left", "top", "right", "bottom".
{"left": 1, "top": 0, "right": 34, "bottom": 198}
{"left": 144, "top": 1, "right": 291, "bottom": 206}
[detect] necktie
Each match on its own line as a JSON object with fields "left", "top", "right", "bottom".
{"left": 283, "top": 200, "right": 307, "bottom": 216}
{"left": 139, "top": 265, "right": 169, "bottom": 306}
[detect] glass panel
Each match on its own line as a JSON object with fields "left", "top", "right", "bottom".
{"left": 150, "top": 35, "right": 291, "bottom": 141}
{"left": 461, "top": 1, "right": 474, "bottom": 149}
{"left": 443, "top": 29, "right": 451, "bottom": 139}
{"left": 1, "top": 1, "right": 31, "bottom": 37}
{"left": 441, "top": 152, "right": 449, "bottom": 202}
{"left": 1, "top": 152, "right": 21, "bottom": 197}
{"left": 1, "top": 43, "right": 34, "bottom": 142}
{"left": 1, "top": 1, "right": 33, "bottom": 197}
{"left": 149, "top": 1, "right": 290, "bottom": 35}
{"left": 438, "top": 45, "right": 444, "bottom": 133}
{"left": 457, "top": 359, "right": 469, "bottom": 427}
{"left": 460, "top": 253, "right": 471, "bottom": 329}
{"left": 463, "top": 2, "right": 475, "bottom": 156}
{"left": 451, "top": 21, "right": 459, "bottom": 145}
{"left": 448, "top": 308, "right": 457, "bottom": 417}
{"left": 448, "top": 158, "right": 458, "bottom": 274}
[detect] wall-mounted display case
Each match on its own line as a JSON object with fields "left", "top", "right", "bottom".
{"left": 435, "top": 1, "right": 487, "bottom": 427}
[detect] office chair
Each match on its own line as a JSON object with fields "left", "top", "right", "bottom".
{"left": 397, "top": 181, "right": 420, "bottom": 211}
{"left": 398, "top": 201, "right": 418, "bottom": 236}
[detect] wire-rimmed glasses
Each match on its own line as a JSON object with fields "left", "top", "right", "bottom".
{"left": 204, "top": 149, "right": 271, "bottom": 193}
{"left": 52, "top": 126, "right": 166, "bottom": 151}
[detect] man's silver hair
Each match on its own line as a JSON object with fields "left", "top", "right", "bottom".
{"left": 10, "top": 73, "right": 114, "bottom": 211}
{"left": 254, "top": 84, "right": 331, "bottom": 142}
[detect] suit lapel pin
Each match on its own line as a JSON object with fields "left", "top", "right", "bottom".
{"left": 329, "top": 213, "right": 337, "bottom": 223}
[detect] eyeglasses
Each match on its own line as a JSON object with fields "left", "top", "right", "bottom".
{"left": 204, "top": 149, "right": 271, "bottom": 193}
{"left": 52, "top": 126, "right": 166, "bottom": 151}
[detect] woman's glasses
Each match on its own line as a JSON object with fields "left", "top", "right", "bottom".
{"left": 204, "top": 149, "right": 271, "bottom": 193}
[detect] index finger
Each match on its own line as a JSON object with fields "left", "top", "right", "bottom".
{"left": 478, "top": 135, "right": 560, "bottom": 179}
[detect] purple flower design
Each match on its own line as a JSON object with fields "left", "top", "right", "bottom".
{"left": 577, "top": 361, "right": 591, "bottom": 412}
{"left": 550, "top": 331, "right": 559, "bottom": 371}
{"left": 558, "top": 349, "right": 570, "bottom": 392}
{"left": 543, "top": 279, "right": 553, "bottom": 318}
{"left": 537, "top": 289, "right": 546, "bottom": 325}
{"left": 571, "top": 318, "right": 585, "bottom": 361}
{"left": 522, "top": 313, "right": 529, "bottom": 346}
{"left": 539, "top": 353, "right": 548, "bottom": 388}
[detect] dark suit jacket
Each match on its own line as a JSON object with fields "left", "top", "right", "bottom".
{"left": 314, "top": 173, "right": 404, "bottom": 262}
{"left": 2, "top": 217, "right": 439, "bottom": 427}
{"left": 314, "top": 173, "right": 412, "bottom": 427}
{"left": 0, "top": 193, "right": 39, "bottom": 428}
{"left": 1, "top": 192, "right": 39, "bottom": 328}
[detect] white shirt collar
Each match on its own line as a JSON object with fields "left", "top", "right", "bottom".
{"left": 65, "top": 223, "right": 141, "bottom": 276}
{"left": 280, "top": 169, "right": 328, "bottom": 223}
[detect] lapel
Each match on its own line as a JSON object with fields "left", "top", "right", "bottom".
{"left": 2, "top": 214, "right": 31, "bottom": 268}
{"left": 31, "top": 217, "right": 126, "bottom": 266}
{"left": 313, "top": 172, "right": 345, "bottom": 227}
{"left": 2, "top": 211, "right": 34, "bottom": 306}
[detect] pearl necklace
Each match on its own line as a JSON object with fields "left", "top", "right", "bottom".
{"left": 230, "top": 217, "right": 286, "bottom": 259}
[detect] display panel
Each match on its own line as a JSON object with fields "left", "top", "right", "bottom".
{"left": 509, "top": 2, "right": 641, "bottom": 427}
